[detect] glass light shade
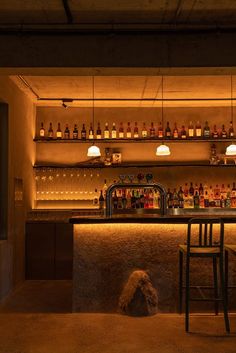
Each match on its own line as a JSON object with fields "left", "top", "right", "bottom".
{"left": 87, "top": 145, "right": 101, "bottom": 157}
{"left": 156, "top": 143, "right": 171, "bottom": 156}
{"left": 226, "top": 143, "right": 236, "bottom": 156}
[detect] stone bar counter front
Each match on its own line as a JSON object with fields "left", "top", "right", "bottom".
{"left": 71, "top": 217, "right": 236, "bottom": 314}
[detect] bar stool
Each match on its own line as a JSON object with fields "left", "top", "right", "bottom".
{"left": 224, "top": 244, "right": 236, "bottom": 303}
{"left": 178, "top": 218, "right": 230, "bottom": 332}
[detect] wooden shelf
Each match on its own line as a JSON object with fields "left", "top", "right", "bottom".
{"left": 34, "top": 137, "right": 236, "bottom": 143}
{"left": 33, "top": 162, "right": 236, "bottom": 169}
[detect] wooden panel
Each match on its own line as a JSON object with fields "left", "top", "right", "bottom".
{"left": 55, "top": 223, "right": 73, "bottom": 279}
{"left": 26, "top": 223, "right": 55, "bottom": 279}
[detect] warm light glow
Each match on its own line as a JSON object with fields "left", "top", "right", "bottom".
{"left": 226, "top": 143, "right": 236, "bottom": 156}
{"left": 87, "top": 145, "right": 101, "bottom": 157}
{"left": 156, "top": 144, "right": 171, "bottom": 156}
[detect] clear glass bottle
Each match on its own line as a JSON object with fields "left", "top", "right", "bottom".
{"left": 119, "top": 122, "right": 124, "bottom": 138}
{"left": 104, "top": 123, "right": 110, "bottom": 139}
{"left": 196, "top": 121, "right": 202, "bottom": 137}
{"left": 56, "top": 123, "right": 62, "bottom": 139}
{"left": 88, "top": 123, "right": 94, "bottom": 139}
{"left": 142, "top": 122, "right": 148, "bottom": 138}
{"left": 188, "top": 121, "right": 194, "bottom": 137}
{"left": 40, "top": 122, "right": 45, "bottom": 138}
{"left": 111, "top": 123, "right": 117, "bottom": 139}
{"left": 134, "top": 122, "right": 139, "bottom": 138}
{"left": 126, "top": 122, "right": 132, "bottom": 138}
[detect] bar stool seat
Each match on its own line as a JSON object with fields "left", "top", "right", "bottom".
{"left": 178, "top": 218, "right": 230, "bottom": 333}
{"left": 179, "top": 245, "right": 220, "bottom": 255}
{"left": 225, "top": 244, "right": 236, "bottom": 254}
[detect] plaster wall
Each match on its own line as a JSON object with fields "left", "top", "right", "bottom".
{"left": 0, "top": 76, "right": 35, "bottom": 300}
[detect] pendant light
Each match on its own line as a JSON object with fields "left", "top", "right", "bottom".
{"left": 87, "top": 76, "right": 101, "bottom": 157}
{"left": 226, "top": 75, "right": 236, "bottom": 156}
{"left": 156, "top": 76, "right": 171, "bottom": 156}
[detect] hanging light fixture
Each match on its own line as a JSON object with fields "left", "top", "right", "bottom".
{"left": 87, "top": 76, "right": 101, "bottom": 157}
{"left": 156, "top": 76, "right": 171, "bottom": 156}
{"left": 226, "top": 75, "right": 236, "bottom": 156}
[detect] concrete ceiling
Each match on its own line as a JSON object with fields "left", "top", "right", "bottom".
{"left": 11, "top": 75, "right": 236, "bottom": 107}
{"left": 0, "top": 1, "right": 236, "bottom": 26}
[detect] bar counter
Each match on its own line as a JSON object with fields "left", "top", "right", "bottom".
{"left": 70, "top": 212, "right": 236, "bottom": 314}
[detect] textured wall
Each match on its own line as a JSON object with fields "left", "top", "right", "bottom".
{"left": 0, "top": 76, "right": 35, "bottom": 299}
{"left": 73, "top": 223, "right": 236, "bottom": 313}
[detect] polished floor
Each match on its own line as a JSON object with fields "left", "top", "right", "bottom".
{"left": 0, "top": 281, "right": 235, "bottom": 353}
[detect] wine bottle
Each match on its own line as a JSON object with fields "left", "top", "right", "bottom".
{"left": 142, "top": 122, "right": 148, "bottom": 138}
{"left": 88, "top": 123, "right": 94, "bottom": 139}
{"left": 111, "top": 123, "right": 117, "bottom": 139}
{"left": 81, "top": 123, "right": 86, "bottom": 140}
{"left": 96, "top": 122, "right": 102, "bottom": 139}
{"left": 165, "top": 122, "right": 171, "bottom": 138}
{"left": 203, "top": 121, "right": 210, "bottom": 138}
{"left": 64, "top": 124, "right": 70, "bottom": 139}
{"left": 134, "top": 122, "right": 139, "bottom": 138}
{"left": 229, "top": 121, "right": 234, "bottom": 138}
{"left": 73, "top": 124, "right": 78, "bottom": 139}
{"left": 173, "top": 123, "right": 178, "bottom": 138}
{"left": 158, "top": 122, "right": 163, "bottom": 138}
{"left": 196, "top": 121, "right": 202, "bottom": 137}
{"left": 104, "top": 123, "right": 110, "bottom": 139}
{"left": 119, "top": 122, "right": 124, "bottom": 138}
{"left": 150, "top": 122, "right": 155, "bottom": 137}
{"left": 188, "top": 121, "right": 194, "bottom": 137}
{"left": 126, "top": 122, "right": 132, "bottom": 138}
{"left": 56, "top": 123, "right": 62, "bottom": 139}
{"left": 48, "top": 122, "right": 53, "bottom": 139}
{"left": 221, "top": 124, "right": 227, "bottom": 138}
{"left": 39, "top": 122, "right": 45, "bottom": 138}
{"left": 194, "top": 191, "right": 200, "bottom": 209}
{"left": 181, "top": 125, "right": 187, "bottom": 139}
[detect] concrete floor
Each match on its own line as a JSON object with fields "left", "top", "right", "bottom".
{"left": 0, "top": 281, "right": 235, "bottom": 353}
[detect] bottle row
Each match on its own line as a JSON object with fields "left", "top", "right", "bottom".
{"left": 98, "top": 182, "right": 236, "bottom": 210}
{"left": 38, "top": 121, "right": 235, "bottom": 140}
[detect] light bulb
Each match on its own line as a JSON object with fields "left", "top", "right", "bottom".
{"left": 156, "top": 143, "right": 171, "bottom": 156}
{"left": 87, "top": 145, "right": 101, "bottom": 157}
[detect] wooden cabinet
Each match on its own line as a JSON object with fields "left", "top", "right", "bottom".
{"left": 26, "top": 222, "right": 73, "bottom": 280}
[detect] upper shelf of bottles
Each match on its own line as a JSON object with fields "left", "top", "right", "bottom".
{"left": 34, "top": 137, "right": 236, "bottom": 143}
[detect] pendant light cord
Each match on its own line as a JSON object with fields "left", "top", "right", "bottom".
{"left": 162, "top": 75, "right": 164, "bottom": 143}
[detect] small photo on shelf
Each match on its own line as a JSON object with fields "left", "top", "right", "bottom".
{"left": 112, "top": 153, "right": 122, "bottom": 164}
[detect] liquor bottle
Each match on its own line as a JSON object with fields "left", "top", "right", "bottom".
{"left": 126, "top": 122, "right": 132, "bottom": 138}
{"left": 73, "top": 124, "right": 78, "bottom": 139}
{"left": 88, "top": 123, "right": 94, "bottom": 139}
{"left": 117, "top": 190, "right": 123, "bottom": 209}
{"left": 173, "top": 123, "right": 179, "bottom": 138}
{"left": 196, "top": 121, "right": 202, "bottom": 137}
{"left": 64, "top": 124, "right": 70, "bottom": 139}
{"left": 96, "top": 122, "right": 102, "bottom": 139}
{"left": 134, "top": 122, "right": 139, "bottom": 138}
{"left": 178, "top": 186, "right": 184, "bottom": 208}
{"left": 194, "top": 191, "right": 200, "bottom": 209}
{"left": 99, "top": 190, "right": 105, "bottom": 209}
{"left": 173, "top": 188, "right": 179, "bottom": 208}
{"left": 103, "top": 179, "right": 108, "bottom": 198}
{"left": 48, "top": 122, "right": 53, "bottom": 139}
{"left": 220, "top": 184, "right": 227, "bottom": 200}
{"left": 111, "top": 123, "right": 117, "bottom": 139}
{"left": 214, "top": 184, "right": 221, "bottom": 207}
{"left": 39, "top": 122, "right": 45, "bottom": 138}
{"left": 158, "top": 122, "right": 163, "bottom": 138}
{"left": 189, "top": 182, "right": 194, "bottom": 196}
{"left": 209, "top": 185, "right": 215, "bottom": 207}
{"left": 126, "top": 190, "right": 132, "bottom": 208}
{"left": 122, "top": 190, "right": 127, "bottom": 209}
{"left": 148, "top": 190, "right": 154, "bottom": 209}
{"left": 204, "top": 191, "right": 209, "bottom": 208}
{"left": 142, "top": 122, "right": 148, "bottom": 138}
{"left": 203, "top": 121, "right": 210, "bottom": 138}
{"left": 188, "top": 121, "right": 194, "bottom": 138}
{"left": 131, "top": 190, "right": 136, "bottom": 208}
{"left": 180, "top": 125, "right": 187, "bottom": 139}
{"left": 199, "top": 183, "right": 204, "bottom": 196}
{"left": 221, "top": 124, "right": 227, "bottom": 138}
{"left": 165, "top": 122, "right": 171, "bottom": 138}
{"left": 167, "top": 188, "right": 173, "bottom": 208}
{"left": 56, "top": 123, "right": 62, "bottom": 139}
{"left": 93, "top": 189, "right": 99, "bottom": 206}
{"left": 119, "top": 122, "right": 124, "bottom": 138}
{"left": 144, "top": 189, "right": 149, "bottom": 209}
{"left": 183, "top": 183, "right": 189, "bottom": 208}
{"left": 212, "top": 125, "right": 219, "bottom": 138}
{"left": 81, "top": 123, "right": 86, "bottom": 140}
{"left": 199, "top": 193, "right": 205, "bottom": 208}
{"left": 104, "top": 123, "right": 110, "bottom": 139}
{"left": 150, "top": 122, "right": 155, "bottom": 137}
{"left": 140, "top": 189, "right": 145, "bottom": 209}
{"left": 230, "top": 182, "right": 236, "bottom": 208}
{"left": 229, "top": 121, "right": 234, "bottom": 138}
{"left": 226, "top": 184, "right": 231, "bottom": 208}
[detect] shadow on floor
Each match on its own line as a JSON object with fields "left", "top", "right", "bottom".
{"left": 0, "top": 280, "right": 72, "bottom": 313}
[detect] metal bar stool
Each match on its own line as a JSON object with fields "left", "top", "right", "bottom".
{"left": 225, "top": 244, "right": 236, "bottom": 304}
{"left": 178, "top": 218, "right": 230, "bottom": 333}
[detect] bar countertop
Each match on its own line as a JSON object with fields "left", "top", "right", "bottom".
{"left": 69, "top": 211, "right": 236, "bottom": 224}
